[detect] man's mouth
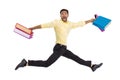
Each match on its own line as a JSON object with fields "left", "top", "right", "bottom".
{"left": 62, "top": 17, "right": 67, "bottom": 20}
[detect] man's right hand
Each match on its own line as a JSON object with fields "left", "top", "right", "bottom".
{"left": 29, "top": 25, "right": 41, "bottom": 30}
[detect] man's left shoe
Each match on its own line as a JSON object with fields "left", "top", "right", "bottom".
{"left": 91, "top": 63, "right": 103, "bottom": 72}
{"left": 15, "top": 59, "right": 27, "bottom": 70}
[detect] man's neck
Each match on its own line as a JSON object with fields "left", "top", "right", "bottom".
{"left": 61, "top": 19, "right": 68, "bottom": 23}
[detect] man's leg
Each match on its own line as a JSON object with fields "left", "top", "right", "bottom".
{"left": 62, "top": 49, "right": 91, "bottom": 67}
{"left": 62, "top": 49, "right": 103, "bottom": 71}
{"left": 15, "top": 44, "right": 66, "bottom": 70}
{"left": 28, "top": 44, "right": 66, "bottom": 67}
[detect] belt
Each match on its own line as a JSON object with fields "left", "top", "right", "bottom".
{"left": 56, "top": 43, "right": 66, "bottom": 47}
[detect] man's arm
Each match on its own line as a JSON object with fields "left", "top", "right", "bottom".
{"left": 85, "top": 18, "right": 95, "bottom": 24}
{"left": 29, "top": 24, "right": 42, "bottom": 30}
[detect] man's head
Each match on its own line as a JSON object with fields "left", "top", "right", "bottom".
{"left": 60, "top": 9, "right": 69, "bottom": 22}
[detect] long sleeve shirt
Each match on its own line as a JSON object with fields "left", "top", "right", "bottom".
{"left": 41, "top": 19, "right": 86, "bottom": 45}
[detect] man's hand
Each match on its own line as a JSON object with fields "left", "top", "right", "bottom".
{"left": 29, "top": 25, "right": 42, "bottom": 30}
{"left": 85, "top": 18, "right": 95, "bottom": 24}
{"left": 90, "top": 18, "right": 95, "bottom": 22}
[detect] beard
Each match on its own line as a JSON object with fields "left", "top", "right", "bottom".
{"left": 62, "top": 17, "right": 67, "bottom": 22}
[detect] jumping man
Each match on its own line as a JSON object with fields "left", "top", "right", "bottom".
{"left": 15, "top": 9, "right": 103, "bottom": 72}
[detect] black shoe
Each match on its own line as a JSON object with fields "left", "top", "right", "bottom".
{"left": 15, "top": 59, "right": 27, "bottom": 70}
{"left": 91, "top": 63, "right": 103, "bottom": 72}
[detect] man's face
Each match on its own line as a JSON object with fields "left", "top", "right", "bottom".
{"left": 60, "top": 11, "right": 69, "bottom": 22}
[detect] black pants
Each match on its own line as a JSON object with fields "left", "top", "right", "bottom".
{"left": 28, "top": 44, "right": 91, "bottom": 67}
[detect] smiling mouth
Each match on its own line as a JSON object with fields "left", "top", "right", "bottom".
{"left": 62, "top": 18, "right": 67, "bottom": 22}
{"left": 62, "top": 17, "right": 67, "bottom": 20}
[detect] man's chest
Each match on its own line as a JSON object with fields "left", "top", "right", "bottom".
{"left": 56, "top": 22, "right": 72, "bottom": 30}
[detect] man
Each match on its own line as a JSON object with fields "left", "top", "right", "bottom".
{"left": 15, "top": 9, "right": 103, "bottom": 72}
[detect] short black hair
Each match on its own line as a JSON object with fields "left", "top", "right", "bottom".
{"left": 60, "top": 9, "right": 69, "bottom": 14}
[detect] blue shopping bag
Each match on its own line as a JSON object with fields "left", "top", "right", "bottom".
{"left": 93, "top": 15, "right": 111, "bottom": 32}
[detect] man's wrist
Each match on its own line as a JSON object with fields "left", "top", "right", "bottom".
{"left": 85, "top": 18, "right": 95, "bottom": 24}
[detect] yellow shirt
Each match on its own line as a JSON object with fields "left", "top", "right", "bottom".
{"left": 41, "top": 19, "right": 86, "bottom": 45}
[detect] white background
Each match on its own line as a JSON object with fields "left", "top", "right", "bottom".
{"left": 0, "top": 0, "right": 120, "bottom": 80}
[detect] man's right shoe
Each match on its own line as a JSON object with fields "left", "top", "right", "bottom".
{"left": 15, "top": 59, "right": 27, "bottom": 70}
